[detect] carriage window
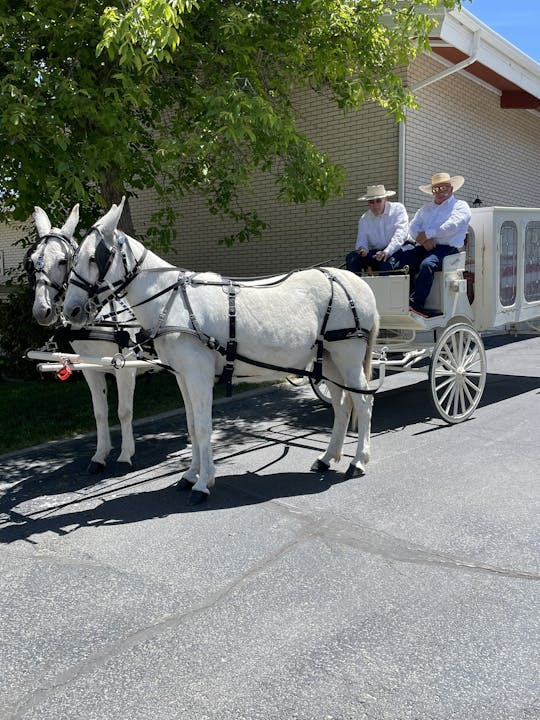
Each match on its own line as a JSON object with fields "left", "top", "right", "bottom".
{"left": 524, "top": 221, "right": 540, "bottom": 303}
{"left": 499, "top": 221, "right": 517, "bottom": 306}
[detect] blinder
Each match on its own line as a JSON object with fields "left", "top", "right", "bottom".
{"left": 95, "top": 237, "right": 116, "bottom": 282}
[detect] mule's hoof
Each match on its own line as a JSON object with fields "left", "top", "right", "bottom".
{"left": 310, "top": 458, "right": 330, "bottom": 473}
{"left": 345, "top": 463, "right": 365, "bottom": 479}
{"left": 175, "top": 477, "right": 195, "bottom": 492}
{"left": 114, "top": 461, "right": 132, "bottom": 476}
{"left": 87, "top": 460, "right": 105, "bottom": 474}
{"left": 188, "top": 490, "right": 209, "bottom": 506}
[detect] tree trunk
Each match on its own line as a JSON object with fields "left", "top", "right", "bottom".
{"left": 100, "top": 167, "right": 136, "bottom": 236}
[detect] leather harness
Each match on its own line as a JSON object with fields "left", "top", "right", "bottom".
{"left": 67, "top": 232, "right": 377, "bottom": 397}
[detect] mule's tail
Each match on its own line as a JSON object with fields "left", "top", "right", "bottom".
{"left": 363, "top": 313, "right": 380, "bottom": 382}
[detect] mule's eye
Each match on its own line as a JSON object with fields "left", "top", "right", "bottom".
{"left": 89, "top": 256, "right": 97, "bottom": 264}
{"left": 58, "top": 259, "right": 67, "bottom": 266}
{"left": 35, "top": 258, "right": 45, "bottom": 271}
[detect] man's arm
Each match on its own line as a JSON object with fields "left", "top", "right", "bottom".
{"left": 382, "top": 203, "right": 410, "bottom": 258}
{"left": 354, "top": 215, "right": 369, "bottom": 255}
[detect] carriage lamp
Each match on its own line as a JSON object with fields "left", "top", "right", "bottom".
{"left": 472, "top": 196, "right": 483, "bottom": 208}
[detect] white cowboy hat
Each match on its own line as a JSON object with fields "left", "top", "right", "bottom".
{"left": 357, "top": 184, "right": 396, "bottom": 201}
{"left": 419, "top": 172, "right": 465, "bottom": 194}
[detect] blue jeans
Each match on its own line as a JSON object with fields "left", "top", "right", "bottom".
{"left": 345, "top": 249, "right": 396, "bottom": 274}
{"left": 405, "top": 245, "right": 459, "bottom": 308}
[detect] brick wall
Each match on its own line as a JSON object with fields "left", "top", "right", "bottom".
{"left": 0, "top": 220, "right": 32, "bottom": 285}
{"left": 405, "top": 54, "right": 540, "bottom": 214}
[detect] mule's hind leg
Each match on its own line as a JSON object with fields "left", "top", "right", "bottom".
{"left": 114, "top": 367, "right": 137, "bottom": 472}
{"left": 311, "top": 355, "right": 352, "bottom": 472}
{"left": 346, "top": 386, "right": 373, "bottom": 478}
{"left": 330, "top": 341, "right": 374, "bottom": 478}
{"left": 82, "top": 369, "right": 112, "bottom": 473}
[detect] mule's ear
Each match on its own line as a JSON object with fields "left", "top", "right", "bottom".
{"left": 62, "top": 203, "right": 80, "bottom": 239}
{"left": 33, "top": 206, "right": 51, "bottom": 238}
{"left": 98, "top": 197, "right": 126, "bottom": 240}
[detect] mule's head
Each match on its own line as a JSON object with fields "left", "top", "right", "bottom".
{"left": 63, "top": 199, "right": 127, "bottom": 327}
{"left": 29, "top": 204, "right": 80, "bottom": 325}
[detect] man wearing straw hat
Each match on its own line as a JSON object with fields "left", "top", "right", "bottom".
{"left": 345, "top": 184, "right": 409, "bottom": 274}
{"left": 407, "top": 171, "right": 471, "bottom": 317}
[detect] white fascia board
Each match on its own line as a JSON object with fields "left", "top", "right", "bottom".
{"left": 431, "top": 6, "right": 540, "bottom": 99}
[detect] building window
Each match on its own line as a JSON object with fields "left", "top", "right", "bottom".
{"left": 499, "top": 221, "right": 517, "bottom": 307}
{"left": 525, "top": 221, "right": 540, "bottom": 303}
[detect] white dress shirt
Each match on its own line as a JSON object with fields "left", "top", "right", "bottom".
{"left": 355, "top": 201, "right": 409, "bottom": 257}
{"left": 409, "top": 195, "right": 471, "bottom": 249}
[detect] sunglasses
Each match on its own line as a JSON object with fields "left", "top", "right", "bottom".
{"left": 432, "top": 184, "right": 451, "bottom": 194}
{"left": 368, "top": 198, "right": 384, "bottom": 204}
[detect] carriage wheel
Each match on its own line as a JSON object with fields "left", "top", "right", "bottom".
{"left": 309, "top": 377, "right": 332, "bottom": 405}
{"left": 429, "top": 323, "right": 486, "bottom": 424}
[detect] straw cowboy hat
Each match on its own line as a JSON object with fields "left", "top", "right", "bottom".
{"left": 357, "top": 184, "right": 396, "bottom": 201}
{"left": 419, "top": 172, "right": 465, "bottom": 194}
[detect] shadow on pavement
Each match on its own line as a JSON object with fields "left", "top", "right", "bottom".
{"left": 0, "top": 468, "right": 348, "bottom": 544}
{"left": 2, "top": 349, "right": 540, "bottom": 544}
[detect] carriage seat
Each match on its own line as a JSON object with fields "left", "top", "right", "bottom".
{"left": 441, "top": 250, "right": 466, "bottom": 272}
{"left": 424, "top": 250, "right": 467, "bottom": 313}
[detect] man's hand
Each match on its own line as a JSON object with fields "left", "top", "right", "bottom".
{"left": 373, "top": 250, "right": 388, "bottom": 261}
{"left": 356, "top": 247, "right": 368, "bottom": 257}
{"left": 415, "top": 231, "right": 436, "bottom": 251}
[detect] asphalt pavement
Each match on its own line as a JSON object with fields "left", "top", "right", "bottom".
{"left": 1, "top": 333, "right": 539, "bottom": 720}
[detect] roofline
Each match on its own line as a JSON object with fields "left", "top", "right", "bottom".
{"left": 428, "top": 6, "right": 540, "bottom": 101}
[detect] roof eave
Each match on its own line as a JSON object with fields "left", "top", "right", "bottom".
{"left": 427, "top": 6, "right": 540, "bottom": 108}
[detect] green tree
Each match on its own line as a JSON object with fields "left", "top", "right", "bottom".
{"left": 1, "top": 0, "right": 460, "bottom": 246}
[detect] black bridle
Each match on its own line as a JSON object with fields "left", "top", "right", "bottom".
{"left": 68, "top": 227, "right": 147, "bottom": 316}
{"left": 28, "top": 232, "right": 79, "bottom": 306}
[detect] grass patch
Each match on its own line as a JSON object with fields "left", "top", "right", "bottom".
{"left": 3, "top": 370, "right": 269, "bottom": 455}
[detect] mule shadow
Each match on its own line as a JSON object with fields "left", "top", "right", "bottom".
{"left": 0, "top": 467, "right": 346, "bottom": 544}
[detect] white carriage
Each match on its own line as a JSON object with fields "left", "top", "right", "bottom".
{"left": 314, "top": 206, "right": 540, "bottom": 423}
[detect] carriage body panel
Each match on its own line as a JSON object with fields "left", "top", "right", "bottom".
{"left": 468, "top": 206, "right": 540, "bottom": 332}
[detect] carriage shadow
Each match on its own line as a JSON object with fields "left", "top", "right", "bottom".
{"left": 371, "top": 370, "right": 540, "bottom": 434}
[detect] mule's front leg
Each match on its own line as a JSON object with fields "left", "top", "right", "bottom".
{"left": 114, "top": 367, "right": 137, "bottom": 472}
{"left": 165, "top": 341, "right": 216, "bottom": 505}
{"left": 185, "top": 378, "right": 215, "bottom": 505}
{"left": 174, "top": 373, "right": 200, "bottom": 489}
{"left": 82, "top": 369, "right": 112, "bottom": 473}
